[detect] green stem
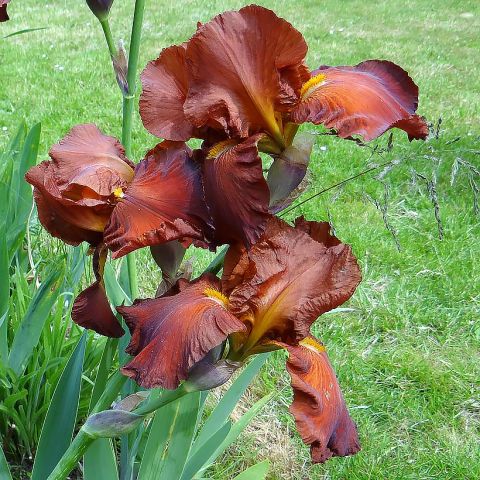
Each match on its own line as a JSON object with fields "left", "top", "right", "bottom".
{"left": 48, "top": 3, "right": 148, "bottom": 479}
{"left": 121, "top": 0, "right": 146, "bottom": 302}
{"left": 121, "top": 0, "right": 146, "bottom": 157}
{"left": 100, "top": 18, "right": 116, "bottom": 58}
{"left": 119, "top": 2, "right": 146, "bottom": 474}
{"left": 133, "top": 384, "right": 189, "bottom": 416}
{"left": 46, "top": 430, "right": 94, "bottom": 480}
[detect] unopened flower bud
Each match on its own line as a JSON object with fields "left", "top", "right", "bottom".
{"left": 83, "top": 409, "right": 143, "bottom": 438}
{"left": 86, "top": 0, "right": 114, "bottom": 21}
{"left": 184, "top": 358, "right": 243, "bottom": 392}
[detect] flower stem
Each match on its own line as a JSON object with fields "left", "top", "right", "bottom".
{"left": 121, "top": 0, "right": 146, "bottom": 158}
{"left": 99, "top": 18, "right": 116, "bottom": 59}
{"left": 48, "top": 2, "right": 148, "bottom": 475}
{"left": 133, "top": 384, "right": 189, "bottom": 416}
{"left": 121, "top": 0, "right": 146, "bottom": 302}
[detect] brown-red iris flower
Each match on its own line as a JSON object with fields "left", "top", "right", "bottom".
{"left": 25, "top": 124, "right": 212, "bottom": 337}
{"left": 139, "top": 4, "right": 428, "bottom": 244}
{"left": 0, "top": 0, "right": 10, "bottom": 22}
{"left": 118, "top": 216, "right": 362, "bottom": 463}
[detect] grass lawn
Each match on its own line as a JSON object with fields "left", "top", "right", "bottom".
{"left": 1, "top": 1, "right": 479, "bottom": 479}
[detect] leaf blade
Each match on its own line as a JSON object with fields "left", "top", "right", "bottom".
{"left": 31, "top": 333, "right": 87, "bottom": 480}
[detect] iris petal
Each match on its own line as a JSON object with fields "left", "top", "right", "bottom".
{"left": 71, "top": 244, "right": 124, "bottom": 338}
{"left": 202, "top": 135, "right": 271, "bottom": 248}
{"left": 282, "top": 336, "right": 360, "bottom": 463}
{"left": 291, "top": 60, "right": 428, "bottom": 141}
{"left": 119, "top": 274, "right": 246, "bottom": 389}
{"left": 184, "top": 5, "right": 309, "bottom": 142}
{"left": 140, "top": 45, "right": 196, "bottom": 141}
{"left": 224, "top": 218, "right": 361, "bottom": 353}
{"left": 104, "top": 141, "right": 213, "bottom": 258}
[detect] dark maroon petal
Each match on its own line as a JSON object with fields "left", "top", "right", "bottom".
{"left": 0, "top": 0, "right": 10, "bottom": 22}
{"left": 26, "top": 162, "right": 110, "bottom": 245}
{"left": 48, "top": 123, "right": 134, "bottom": 201}
{"left": 184, "top": 5, "right": 309, "bottom": 141}
{"left": 119, "top": 273, "right": 245, "bottom": 389}
{"left": 223, "top": 217, "right": 361, "bottom": 353}
{"left": 71, "top": 245, "right": 124, "bottom": 338}
{"left": 104, "top": 141, "right": 213, "bottom": 258}
{"left": 202, "top": 135, "right": 271, "bottom": 248}
{"left": 139, "top": 45, "right": 198, "bottom": 141}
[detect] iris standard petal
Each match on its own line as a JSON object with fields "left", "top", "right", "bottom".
{"left": 139, "top": 45, "right": 197, "bottom": 141}
{"left": 48, "top": 123, "right": 134, "bottom": 202}
{"left": 184, "top": 5, "right": 309, "bottom": 144}
{"left": 224, "top": 218, "right": 361, "bottom": 353}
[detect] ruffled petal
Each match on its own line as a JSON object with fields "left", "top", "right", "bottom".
{"left": 103, "top": 141, "right": 213, "bottom": 258}
{"left": 202, "top": 135, "right": 270, "bottom": 248}
{"left": 291, "top": 60, "right": 428, "bottom": 141}
{"left": 139, "top": 45, "right": 197, "bottom": 141}
{"left": 294, "top": 216, "right": 341, "bottom": 248}
{"left": 26, "top": 162, "right": 111, "bottom": 245}
{"left": 224, "top": 218, "right": 361, "bottom": 353}
{"left": 283, "top": 337, "right": 360, "bottom": 463}
{"left": 71, "top": 245, "right": 124, "bottom": 337}
{"left": 184, "top": 5, "right": 309, "bottom": 142}
{"left": 119, "top": 273, "right": 246, "bottom": 389}
{"left": 49, "top": 124, "right": 134, "bottom": 202}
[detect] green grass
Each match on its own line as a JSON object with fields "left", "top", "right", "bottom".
{"left": 1, "top": 1, "right": 479, "bottom": 479}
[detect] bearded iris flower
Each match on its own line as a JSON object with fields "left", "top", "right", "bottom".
{"left": 117, "top": 216, "right": 362, "bottom": 462}
{"left": 25, "top": 124, "right": 212, "bottom": 336}
{"left": 139, "top": 5, "right": 428, "bottom": 245}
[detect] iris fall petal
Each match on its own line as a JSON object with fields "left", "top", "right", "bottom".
{"left": 291, "top": 60, "right": 428, "bottom": 141}
{"left": 119, "top": 274, "right": 246, "bottom": 389}
{"left": 104, "top": 141, "right": 212, "bottom": 258}
{"left": 283, "top": 337, "right": 360, "bottom": 463}
{"left": 202, "top": 135, "right": 270, "bottom": 248}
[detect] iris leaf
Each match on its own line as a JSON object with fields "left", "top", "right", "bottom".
{"left": 31, "top": 332, "right": 87, "bottom": 480}
{"left": 191, "top": 353, "right": 270, "bottom": 455}
{"left": 0, "top": 444, "right": 13, "bottom": 480}
{"left": 84, "top": 338, "right": 119, "bottom": 480}
{"left": 8, "top": 266, "right": 64, "bottom": 375}
{"left": 138, "top": 391, "right": 201, "bottom": 480}
{"left": 231, "top": 460, "right": 270, "bottom": 479}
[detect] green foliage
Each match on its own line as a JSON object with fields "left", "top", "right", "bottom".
{"left": 32, "top": 333, "right": 87, "bottom": 480}
{"left": 0, "top": 125, "right": 103, "bottom": 473}
{"left": 231, "top": 460, "right": 269, "bottom": 480}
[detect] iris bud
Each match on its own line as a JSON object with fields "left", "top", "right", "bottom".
{"left": 86, "top": 0, "right": 114, "bottom": 21}
{"left": 83, "top": 410, "right": 143, "bottom": 438}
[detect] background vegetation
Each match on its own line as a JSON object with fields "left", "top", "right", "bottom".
{"left": 1, "top": 1, "right": 479, "bottom": 479}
